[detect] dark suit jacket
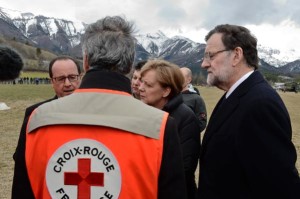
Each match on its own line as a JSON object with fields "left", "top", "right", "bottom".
{"left": 24, "top": 97, "right": 58, "bottom": 120}
{"left": 12, "top": 96, "right": 57, "bottom": 198}
{"left": 198, "top": 71, "right": 300, "bottom": 199}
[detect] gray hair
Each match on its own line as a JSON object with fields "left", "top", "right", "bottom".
{"left": 82, "top": 16, "right": 136, "bottom": 74}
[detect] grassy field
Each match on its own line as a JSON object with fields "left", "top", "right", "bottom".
{"left": 0, "top": 84, "right": 299, "bottom": 198}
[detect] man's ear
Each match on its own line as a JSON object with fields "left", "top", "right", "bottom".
{"left": 232, "top": 47, "right": 244, "bottom": 66}
{"left": 162, "top": 87, "right": 171, "bottom": 98}
{"left": 83, "top": 53, "right": 89, "bottom": 72}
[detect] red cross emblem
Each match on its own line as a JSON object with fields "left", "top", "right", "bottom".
{"left": 64, "top": 158, "right": 104, "bottom": 199}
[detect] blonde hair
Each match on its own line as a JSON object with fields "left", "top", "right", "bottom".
{"left": 140, "top": 59, "right": 184, "bottom": 99}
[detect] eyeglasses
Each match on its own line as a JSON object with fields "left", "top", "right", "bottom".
{"left": 203, "top": 49, "right": 230, "bottom": 62}
{"left": 52, "top": 75, "right": 80, "bottom": 83}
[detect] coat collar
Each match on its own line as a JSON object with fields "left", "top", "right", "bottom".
{"left": 162, "top": 94, "right": 183, "bottom": 113}
{"left": 79, "top": 69, "right": 132, "bottom": 94}
{"left": 202, "top": 70, "right": 265, "bottom": 147}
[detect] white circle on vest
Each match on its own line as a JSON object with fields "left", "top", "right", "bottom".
{"left": 46, "top": 139, "right": 121, "bottom": 198}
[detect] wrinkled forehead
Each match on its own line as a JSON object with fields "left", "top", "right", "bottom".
{"left": 51, "top": 60, "right": 79, "bottom": 77}
{"left": 205, "top": 33, "right": 224, "bottom": 51}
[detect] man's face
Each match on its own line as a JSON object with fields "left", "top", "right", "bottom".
{"left": 50, "top": 59, "right": 81, "bottom": 97}
{"left": 201, "top": 33, "right": 234, "bottom": 90}
{"left": 131, "top": 69, "right": 141, "bottom": 96}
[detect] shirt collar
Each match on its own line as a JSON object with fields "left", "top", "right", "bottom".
{"left": 226, "top": 70, "right": 254, "bottom": 98}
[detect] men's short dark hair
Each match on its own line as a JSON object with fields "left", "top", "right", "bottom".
{"left": 0, "top": 46, "right": 23, "bottom": 81}
{"left": 134, "top": 60, "right": 147, "bottom": 71}
{"left": 205, "top": 24, "right": 259, "bottom": 69}
{"left": 49, "top": 55, "right": 81, "bottom": 78}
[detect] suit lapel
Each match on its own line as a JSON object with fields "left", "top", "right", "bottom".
{"left": 202, "top": 95, "right": 239, "bottom": 146}
{"left": 201, "top": 71, "right": 265, "bottom": 151}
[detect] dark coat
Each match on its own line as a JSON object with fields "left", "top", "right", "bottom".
{"left": 163, "top": 94, "right": 201, "bottom": 199}
{"left": 198, "top": 71, "right": 300, "bottom": 199}
{"left": 182, "top": 90, "right": 207, "bottom": 132}
{"left": 12, "top": 96, "right": 57, "bottom": 198}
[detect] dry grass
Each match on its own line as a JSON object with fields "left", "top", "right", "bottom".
{"left": 0, "top": 85, "right": 299, "bottom": 198}
{"left": 0, "top": 84, "right": 54, "bottom": 199}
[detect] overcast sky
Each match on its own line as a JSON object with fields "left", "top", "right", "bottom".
{"left": 2, "top": 0, "right": 300, "bottom": 53}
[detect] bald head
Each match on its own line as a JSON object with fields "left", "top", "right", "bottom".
{"left": 180, "top": 67, "right": 192, "bottom": 91}
{"left": 181, "top": 67, "right": 192, "bottom": 79}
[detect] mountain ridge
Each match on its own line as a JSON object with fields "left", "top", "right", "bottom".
{"left": 1, "top": 7, "right": 300, "bottom": 76}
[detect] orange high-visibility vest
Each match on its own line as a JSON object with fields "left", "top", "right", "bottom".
{"left": 26, "top": 89, "right": 168, "bottom": 199}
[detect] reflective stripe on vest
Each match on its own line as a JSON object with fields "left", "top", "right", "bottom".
{"left": 27, "top": 89, "right": 167, "bottom": 139}
{"left": 26, "top": 89, "right": 168, "bottom": 199}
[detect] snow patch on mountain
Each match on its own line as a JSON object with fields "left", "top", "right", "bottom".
{"left": 258, "top": 44, "right": 300, "bottom": 67}
{"left": 135, "top": 30, "right": 168, "bottom": 55}
{"left": 136, "top": 32, "right": 201, "bottom": 57}
{"left": 0, "top": 7, "right": 85, "bottom": 48}
{"left": 2, "top": 6, "right": 300, "bottom": 72}
{"left": 0, "top": 7, "right": 24, "bottom": 19}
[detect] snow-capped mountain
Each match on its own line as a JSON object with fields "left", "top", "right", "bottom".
{"left": 135, "top": 32, "right": 206, "bottom": 74}
{"left": 0, "top": 7, "right": 86, "bottom": 55}
{"left": 1, "top": 6, "right": 300, "bottom": 75}
{"left": 135, "top": 29, "right": 300, "bottom": 72}
{"left": 135, "top": 30, "right": 169, "bottom": 56}
{"left": 258, "top": 44, "right": 300, "bottom": 68}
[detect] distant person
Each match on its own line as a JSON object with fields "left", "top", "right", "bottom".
{"left": 0, "top": 45, "right": 23, "bottom": 81}
{"left": 180, "top": 67, "right": 207, "bottom": 132}
{"left": 131, "top": 60, "right": 147, "bottom": 99}
{"left": 198, "top": 24, "right": 300, "bottom": 199}
{"left": 139, "top": 59, "right": 200, "bottom": 199}
{"left": 179, "top": 68, "right": 200, "bottom": 95}
{"left": 12, "top": 16, "right": 186, "bottom": 199}
{"left": 12, "top": 55, "right": 82, "bottom": 198}
{"left": 190, "top": 85, "right": 200, "bottom": 95}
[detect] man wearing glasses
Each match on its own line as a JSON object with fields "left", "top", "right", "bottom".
{"left": 198, "top": 24, "right": 300, "bottom": 199}
{"left": 12, "top": 55, "right": 82, "bottom": 198}
{"left": 49, "top": 56, "right": 82, "bottom": 97}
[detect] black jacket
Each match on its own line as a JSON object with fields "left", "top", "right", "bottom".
{"left": 182, "top": 90, "right": 207, "bottom": 132}
{"left": 12, "top": 96, "right": 57, "bottom": 198}
{"left": 198, "top": 71, "right": 300, "bottom": 199}
{"left": 12, "top": 70, "right": 187, "bottom": 199}
{"left": 163, "top": 94, "right": 201, "bottom": 199}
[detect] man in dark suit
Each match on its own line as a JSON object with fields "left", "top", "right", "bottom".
{"left": 18, "top": 55, "right": 82, "bottom": 130}
{"left": 12, "top": 55, "right": 82, "bottom": 197}
{"left": 198, "top": 24, "right": 300, "bottom": 199}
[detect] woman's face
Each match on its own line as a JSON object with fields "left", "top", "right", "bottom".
{"left": 139, "top": 70, "right": 170, "bottom": 109}
{"left": 131, "top": 69, "right": 141, "bottom": 97}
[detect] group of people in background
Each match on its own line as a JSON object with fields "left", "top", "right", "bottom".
{"left": 1, "top": 14, "right": 299, "bottom": 199}
{"left": 1, "top": 77, "right": 52, "bottom": 85}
